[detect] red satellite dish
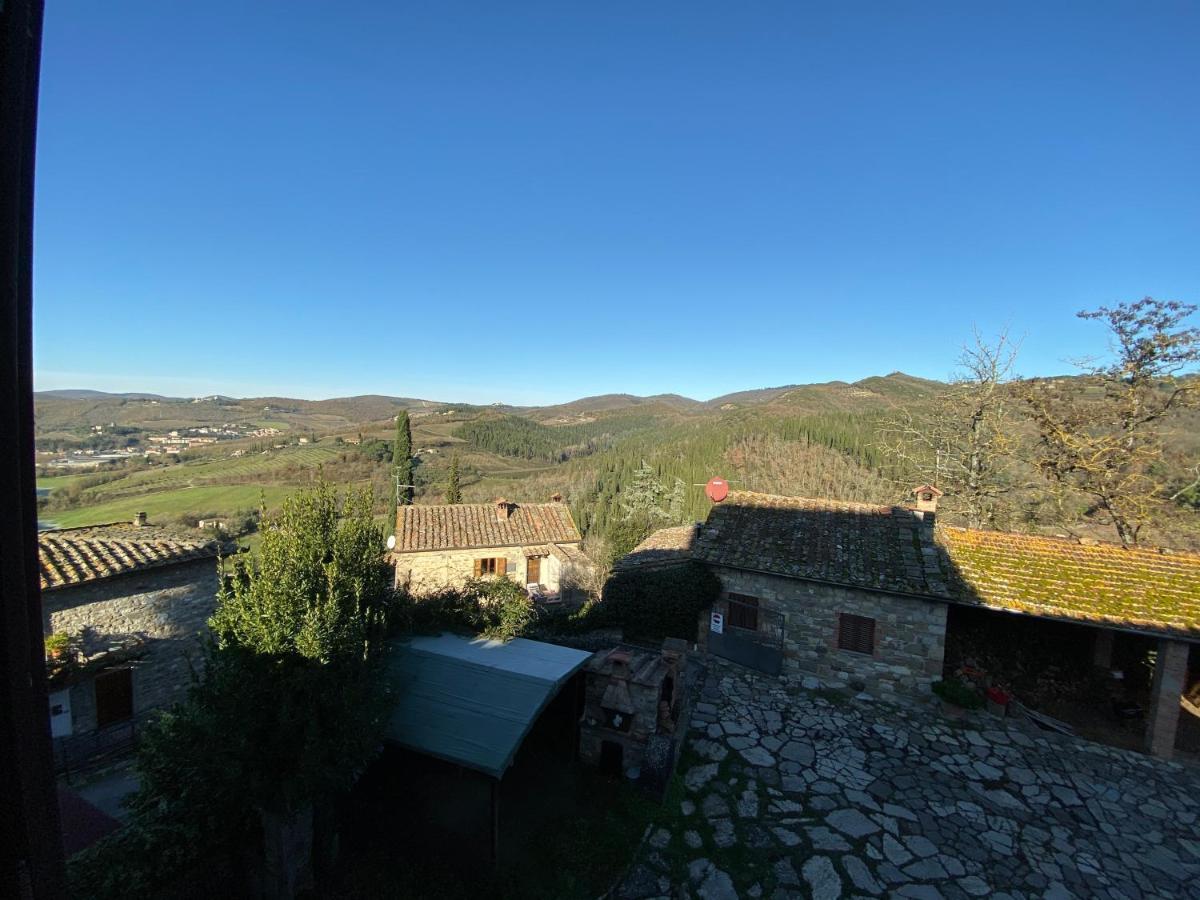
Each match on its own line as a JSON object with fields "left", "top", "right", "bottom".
{"left": 705, "top": 477, "right": 729, "bottom": 503}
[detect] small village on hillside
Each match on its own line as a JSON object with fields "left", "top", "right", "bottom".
{"left": 6, "top": 3, "right": 1200, "bottom": 900}
{"left": 36, "top": 297, "right": 1200, "bottom": 896}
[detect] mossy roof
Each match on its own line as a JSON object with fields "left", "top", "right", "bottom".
{"left": 936, "top": 526, "right": 1200, "bottom": 639}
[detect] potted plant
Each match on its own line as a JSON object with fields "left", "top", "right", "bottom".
{"left": 44, "top": 632, "right": 73, "bottom": 661}
{"left": 932, "top": 678, "right": 984, "bottom": 718}
{"left": 985, "top": 685, "right": 1012, "bottom": 717}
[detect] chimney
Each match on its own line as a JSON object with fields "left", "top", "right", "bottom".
{"left": 910, "top": 485, "right": 942, "bottom": 520}
{"left": 133, "top": 511, "right": 147, "bottom": 527}
{"left": 495, "top": 498, "right": 511, "bottom": 521}
{"left": 549, "top": 492, "right": 563, "bottom": 503}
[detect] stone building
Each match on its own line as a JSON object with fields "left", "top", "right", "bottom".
{"left": 391, "top": 498, "right": 590, "bottom": 598}
{"left": 39, "top": 520, "right": 226, "bottom": 768}
{"left": 623, "top": 487, "right": 1199, "bottom": 759}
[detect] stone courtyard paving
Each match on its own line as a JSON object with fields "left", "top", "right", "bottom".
{"left": 617, "top": 660, "right": 1200, "bottom": 900}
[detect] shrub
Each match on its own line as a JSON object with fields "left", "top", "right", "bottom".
{"left": 598, "top": 561, "right": 720, "bottom": 642}
{"left": 393, "top": 577, "right": 536, "bottom": 642}
{"left": 932, "top": 678, "right": 984, "bottom": 709}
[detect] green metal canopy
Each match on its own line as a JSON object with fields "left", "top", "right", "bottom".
{"left": 382, "top": 633, "right": 592, "bottom": 779}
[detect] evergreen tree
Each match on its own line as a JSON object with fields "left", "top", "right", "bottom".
{"left": 620, "top": 460, "right": 669, "bottom": 521}
{"left": 392, "top": 411, "right": 413, "bottom": 507}
{"left": 445, "top": 454, "right": 462, "bottom": 504}
{"left": 667, "top": 477, "right": 688, "bottom": 523}
{"left": 69, "top": 482, "right": 392, "bottom": 898}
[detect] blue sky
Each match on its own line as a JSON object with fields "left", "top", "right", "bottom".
{"left": 33, "top": 2, "right": 1199, "bottom": 404}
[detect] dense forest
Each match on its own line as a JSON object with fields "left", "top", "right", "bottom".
{"left": 453, "top": 411, "right": 661, "bottom": 462}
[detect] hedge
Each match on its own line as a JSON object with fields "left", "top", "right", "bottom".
{"left": 597, "top": 561, "right": 721, "bottom": 642}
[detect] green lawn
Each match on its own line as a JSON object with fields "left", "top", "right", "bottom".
{"left": 39, "top": 446, "right": 345, "bottom": 528}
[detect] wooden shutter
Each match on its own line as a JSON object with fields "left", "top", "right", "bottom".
{"left": 727, "top": 594, "right": 759, "bottom": 631}
{"left": 837, "top": 613, "right": 876, "bottom": 655}
{"left": 496, "top": 557, "right": 507, "bottom": 576}
{"left": 473, "top": 559, "right": 483, "bottom": 577}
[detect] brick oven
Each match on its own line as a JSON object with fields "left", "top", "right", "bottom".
{"left": 579, "top": 638, "right": 689, "bottom": 778}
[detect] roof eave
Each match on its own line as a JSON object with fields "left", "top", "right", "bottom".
{"left": 392, "top": 537, "right": 582, "bottom": 555}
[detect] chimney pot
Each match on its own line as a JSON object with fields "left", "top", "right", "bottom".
{"left": 133, "top": 512, "right": 147, "bottom": 527}
{"left": 495, "top": 498, "right": 511, "bottom": 521}
{"left": 549, "top": 492, "right": 563, "bottom": 503}
{"left": 910, "top": 485, "right": 942, "bottom": 515}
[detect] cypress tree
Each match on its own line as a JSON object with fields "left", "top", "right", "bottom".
{"left": 392, "top": 411, "right": 413, "bottom": 507}
{"left": 445, "top": 454, "right": 462, "bottom": 504}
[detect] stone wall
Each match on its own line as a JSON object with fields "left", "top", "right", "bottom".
{"left": 393, "top": 545, "right": 567, "bottom": 594}
{"left": 709, "top": 566, "right": 947, "bottom": 695}
{"left": 43, "top": 557, "right": 220, "bottom": 736}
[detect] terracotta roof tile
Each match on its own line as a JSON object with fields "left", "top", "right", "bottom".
{"left": 615, "top": 524, "right": 703, "bottom": 571}
{"left": 394, "top": 502, "right": 581, "bottom": 553}
{"left": 39, "top": 524, "right": 223, "bottom": 592}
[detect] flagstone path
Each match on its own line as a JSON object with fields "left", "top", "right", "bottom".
{"left": 617, "top": 660, "right": 1200, "bottom": 900}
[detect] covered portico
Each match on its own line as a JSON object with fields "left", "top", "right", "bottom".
{"left": 1090, "top": 626, "right": 1196, "bottom": 759}
{"left": 939, "top": 525, "right": 1199, "bottom": 760}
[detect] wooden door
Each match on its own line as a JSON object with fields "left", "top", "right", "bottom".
{"left": 95, "top": 667, "right": 133, "bottom": 728}
{"left": 526, "top": 556, "right": 541, "bottom": 584}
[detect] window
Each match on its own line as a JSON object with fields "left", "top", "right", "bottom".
{"left": 838, "top": 613, "right": 876, "bottom": 655}
{"left": 474, "top": 557, "right": 507, "bottom": 576}
{"left": 727, "top": 593, "right": 759, "bottom": 631}
{"left": 95, "top": 667, "right": 134, "bottom": 728}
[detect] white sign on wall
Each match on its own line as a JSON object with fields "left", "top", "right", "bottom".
{"left": 710, "top": 611, "right": 724, "bottom": 634}
{"left": 49, "top": 689, "right": 72, "bottom": 738}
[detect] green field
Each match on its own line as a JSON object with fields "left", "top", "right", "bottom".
{"left": 39, "top": 445, "right": 348, "bottom": 530}
{"left": 36, "top": 473, "right": 90, "bottom": 491}
{"left": 45, "top": 485, "right": 298, "bottom": 529}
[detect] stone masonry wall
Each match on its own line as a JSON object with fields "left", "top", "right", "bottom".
{"left": 43, "top": 558, "right": 220, "bottom": 735}
{"left": 710, "top": 566, "right": 947, "bottom": 695}
{"left": 393, "top": 546, "right": 566, "bottom": 594}
{"left": 579, "top": 676, "right": 660, "bottom": 774}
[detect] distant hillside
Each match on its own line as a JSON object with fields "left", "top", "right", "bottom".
{"left": 705, "top": 384, "right": 803, "bottom": 408}
{"left": 531, "top": 392, "right": 703, "bottom": 420}
{"left": 36, "top": 389, "right": 175, "bottom": 401}
{"left": 852, "top": 372, "right": 946, "bottom": 401}
{"left": 35, "top": 371, "right": 947, "bottom": 430}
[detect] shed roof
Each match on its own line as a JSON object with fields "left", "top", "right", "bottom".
{"left": 39, "top": 525, "right": 225, "bottom": 592}
{"left": 382, "top": 634, "right": 592, "bottom": 778}
{"left": 394, "top": 502, "right": 581, "bottom": 553}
